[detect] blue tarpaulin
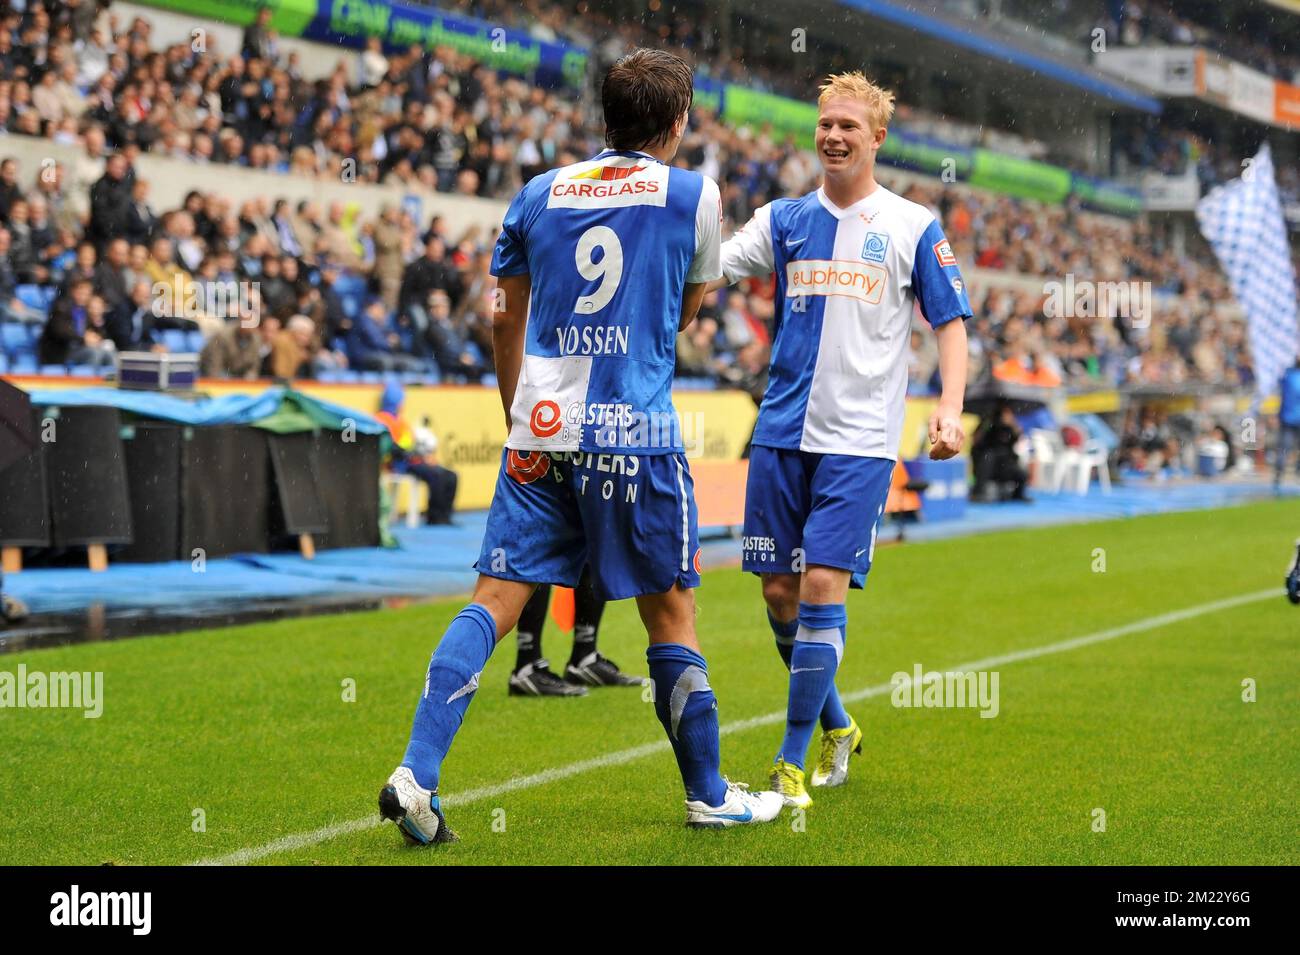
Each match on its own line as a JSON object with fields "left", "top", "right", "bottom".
{"left": 23, "top": 386, "right": 388, "bottom": 435}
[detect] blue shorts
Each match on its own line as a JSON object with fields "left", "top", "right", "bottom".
{"left": 741, "top": 445, "right": 894, "bottom": 589}
{"left": 475, "top": 448, "right": 701, "bottom": 601}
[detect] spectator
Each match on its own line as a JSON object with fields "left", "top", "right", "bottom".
{"left": 1276, "top": 358, "right": 1300, "bottom": 488}
{"left": 87, "top": 153, "right": 132, "bottom": 247}
{"left": 0, "top": 157, "right": 23, "bottom": 221}
{"left": 972, "top": 403, "right": 1030, "bottom": 502}
{"left": 241, "top": 7, "right": 276, "bottom": 63}
{"left": 38, "top": 279, "right": 116, "bottom": 368}
{"left": 200, "top": 319, "right": 262, "bottom": 379}
{"left": 371, "top": 203, "right": 405, "bottom": 312}
{"left": 398, "top": 235, "right": 459, "bottom": 344}
{"left": 93, "top": 237, "right": 131, "bottom": 310}
{"left": 125, "top": 177, "right": 156, "bottom": 245}
{"left": 426, "top": 289, "right": 483, "bottom": 382}
{"left": 360, "top": 35, "right": 388, "bottom": 89}
{"left": 107, "top": 277, "right": 162, "bottom": 352}
{"left": 377, "top": 380, "right": 458, "bottom": 525}
{"left": 0, "top": 227, "right": 45, "bottom": 324}
{"left": 266, "top": 313, "right": 316, "bottom": 380}
{"left": 347, "top": 297, "right": 424, "bottom": 373}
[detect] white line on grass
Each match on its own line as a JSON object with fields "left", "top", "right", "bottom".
{"left": 191, "top": 587, "right": 1278, "bottom": 865}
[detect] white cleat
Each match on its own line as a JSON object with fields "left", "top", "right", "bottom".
{"left": 378, "top": 766, "right": 456, "bottom": 845}
{"left": 685, "top": 779, "right": 784, "bottom": 828}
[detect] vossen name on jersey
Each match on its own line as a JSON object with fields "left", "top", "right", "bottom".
{"left": 556, "top": 324, "right": 630, "bottom": 356}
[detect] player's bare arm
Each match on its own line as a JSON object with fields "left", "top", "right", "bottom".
{"left": 680, "top": 280, "right": 710, "bottom": 330}
{"left": 492, "top": 272, "right": 531, "bottom": 431}
{"left": 928, "top": 318, "right": 968, "bottom": 461}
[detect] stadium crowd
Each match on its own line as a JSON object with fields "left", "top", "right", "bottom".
{"left": 0, "top": 0, "right": 1286, "bottom": 420}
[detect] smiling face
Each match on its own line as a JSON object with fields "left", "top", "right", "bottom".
{"left": 815, "top": 94, "right": 884, "bottom": 182}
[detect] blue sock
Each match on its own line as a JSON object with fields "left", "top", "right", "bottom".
{"left": 647, "top": 643, "right": 728, "bottom": 806}
{"left": 768, "top": 610, "right": 851, "bottom": 733}
{"left": 768, "top": 610, "right": 797, "bottom": 667}
{"left": 777, "top": 602, "right": 847, "bottom": 769}
{"left": 401, "top": 603, "right": 497, "bottom": 791}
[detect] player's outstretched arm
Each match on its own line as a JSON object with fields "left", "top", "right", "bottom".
{"left": 928, "top": 318, "right": 968, "bottom": 460}
{"left": 492, "top": 273, "right": 532, "bottom": 431}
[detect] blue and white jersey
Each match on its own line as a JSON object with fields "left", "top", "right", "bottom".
{"left": 491, "top": 148, "right": 722, "bottom": 454}
{"left": 721, "top": 185, "right": 971, "bottom": 459}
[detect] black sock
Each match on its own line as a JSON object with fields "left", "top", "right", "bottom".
{"left": 568, "top": 568, "right": 605, "bottom": 666}
{"left": 514, "top": 584, "right": 550, "bottom": 670}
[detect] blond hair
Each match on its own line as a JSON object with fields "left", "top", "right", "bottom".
{"left": 817, "top": 72, "right": 896, "bottom": 131}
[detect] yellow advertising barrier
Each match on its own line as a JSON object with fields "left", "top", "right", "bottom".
{"left": 6, "top": 377, "right": 760, "bottom": 511}
{"left": 9, "top": 377, "right": 982, "bottom": 512}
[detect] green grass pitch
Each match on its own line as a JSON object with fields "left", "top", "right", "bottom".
{"left": 2, "top": 498, "right": 1297, "bottom": 865}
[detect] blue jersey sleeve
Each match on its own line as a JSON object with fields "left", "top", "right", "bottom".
{"left": 911, "top": 219, "right": 972, "bottom": 329}
{"left": 491, "top": 186, "right": 531, "bottom": 278}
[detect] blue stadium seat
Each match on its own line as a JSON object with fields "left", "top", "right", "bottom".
{"left": 9, "top": 352, "right": 36, "bottom": 374}
{"left": 161, "top": 329, "right": 189, "bottom": 352}
{"left": 69, "top": 365, "right": 97, "bottom": 377}
{"left": 336, "top": 369, "right": 362, "bottom": 383}
{"left": 332, "top": 274, "right": 367, "bottom": 298}
{"left": 185, "top": 330, "right": 206, "bottom": 352}
{"left": 0, "top": 352, "right": 7, "bottom": 373}
{"left": 1, "top": 322, "right": 33, "bottom": 353}
{"left": 39, "top": 364, "right": 66, "bottom": 376}
{"left": 14, "top": 284, "right": 49, "bottom": 312}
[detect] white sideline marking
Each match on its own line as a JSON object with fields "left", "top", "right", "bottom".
{"left": 191, "top": 588, "right": 1277, "bottom": 865}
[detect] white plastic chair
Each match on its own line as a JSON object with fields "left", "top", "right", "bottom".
{"left": 1072, "top": 440, "right": 1112, "bottom": 494}
{"left": 382, "top": 473, "right": 421, "bottom": 528}
{"left": 1030, "top": 430, "right": 1080, "bottom": 494}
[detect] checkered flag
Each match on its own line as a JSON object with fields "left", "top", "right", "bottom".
{"left": 1196, "top": 143, "right": 1300, "bottom": 401}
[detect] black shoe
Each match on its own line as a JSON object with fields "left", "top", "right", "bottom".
{"left": 1287, "top": 541, "right": 1300, "bottom": 606}
{"left": 1, "top": 594, "right": 28, "bottom": 623}
{"left": 508, "top": 659, "right": 588, "bottom": 697}
{"left": 565, "top": 652, "right": 645, "bottom": 688}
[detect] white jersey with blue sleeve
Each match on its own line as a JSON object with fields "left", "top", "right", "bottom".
{"left": 721, "top": 185, "right": 971, "bottom": 459}
{"left": 491, "top": 148, "right": 721, "bottom": 454}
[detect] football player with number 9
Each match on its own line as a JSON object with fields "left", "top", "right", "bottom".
{"left": 378, "top": 48, "right": 784, "bottom": 844}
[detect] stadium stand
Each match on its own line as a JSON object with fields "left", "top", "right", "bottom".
{"left": 0, "top": 0, "right": 1296, "bottom": 484}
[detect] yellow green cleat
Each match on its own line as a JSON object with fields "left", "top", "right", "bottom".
{"left": 810, "top": 716, "right": 863, "bottom": 788}
{"left": 769, "top": 759, "right": 813, "bottom": 809}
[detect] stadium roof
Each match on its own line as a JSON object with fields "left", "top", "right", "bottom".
{"left": 836, "top": 0, "right": 1164, "bottom": 114}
